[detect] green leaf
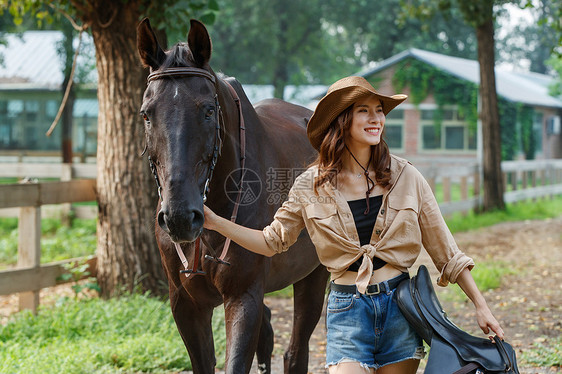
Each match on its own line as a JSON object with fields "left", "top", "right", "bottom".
{"left": 199, "top": 11, "right": 216, "bottom": 25}
{"left": 209, "top": 0, "right": 220, "bottom": 11}
{"left": 57, "top": 273, "right": 73, "bottom": 282}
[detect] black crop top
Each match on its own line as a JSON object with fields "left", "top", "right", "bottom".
{"left": 346, "top": 195, "right": 387, "bottom": 272}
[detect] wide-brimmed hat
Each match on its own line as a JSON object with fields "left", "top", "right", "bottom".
{"left": 307, "top": 76, "right": 407, "bottom": 151}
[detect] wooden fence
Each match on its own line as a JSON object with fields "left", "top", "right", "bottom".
{"left": 0, "top": 163, "right": 97, "bottom": 219}
{"left": 417, "top": 159, "right": 562, "bottom": 215}
{"left": 0, "top": 159, "right": 561, "bottom": 313}
{"left": 0, "top": 164, "right": 96, "bottom": 313}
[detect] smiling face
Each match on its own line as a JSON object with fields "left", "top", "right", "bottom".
{"left": 345, "top": 95, "right": 385, "bottom": 149}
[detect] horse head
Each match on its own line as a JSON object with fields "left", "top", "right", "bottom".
{"left": 137, "top": 18, "right": 220, "bottom": 243}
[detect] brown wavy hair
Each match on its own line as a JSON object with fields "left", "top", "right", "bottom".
{"left": 311, "top": 103, "right": 392, "bottom": 193}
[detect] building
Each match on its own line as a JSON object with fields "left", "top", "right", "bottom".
{"left": 0, "top": 31, "right": 327, "bottom": 162}
{"left": 353, "top": 48, "right": 562, "bottom": 162}
{"left": 2, "top": 32, "right": 560, "bottom": 163}
{"left": 0, "top": 31, "right": 97, "bottom": 161}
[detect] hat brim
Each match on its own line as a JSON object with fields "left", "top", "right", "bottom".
{"left": 307, "top": 84, "right": 407, "bottom": 151}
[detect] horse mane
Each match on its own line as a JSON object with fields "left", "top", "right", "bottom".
{"left": 160, "top": 42, "right": 227, "bottom": 80}
{"left": 161, "top": 42, "right": 194, "bottom": 69}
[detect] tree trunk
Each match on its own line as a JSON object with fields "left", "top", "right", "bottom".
{"left": 61, "top": 21, "right": 74, "bottom": 164}
{"left": 476, "top": 17, "right": 505, "bottom": 211}
{"left": 272, "top": 0, "right": 288, "bottom": 99}
{"left": 81, "top": 1, "right": 165, "bottom": 297}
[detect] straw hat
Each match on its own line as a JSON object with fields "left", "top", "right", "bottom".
{"left": 307, "top": 76, "right": 407, "bottom": 151}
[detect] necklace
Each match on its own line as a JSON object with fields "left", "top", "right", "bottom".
{"left": 345, "top": 145, "right": 376, "bottom": 215}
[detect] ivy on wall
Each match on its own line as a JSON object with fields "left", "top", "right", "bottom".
{"left": 391, "top": 58, "right": 479, "bottom": 136}
{"left": 385, "top": 57, "right": 533, "bottom": 160}
{"left": 498, "top": 100, "right": 536, "bottom": 160}
{"left": 498, "top": 98, "right": 518, "bottom": 161}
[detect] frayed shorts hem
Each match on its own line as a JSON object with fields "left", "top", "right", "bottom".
{"left": 376, "top": 346, "right": 426, "bottom": 369}
{"left": 325, "top": 358, "right": 376, "bottom": 370}
{"left": 325, "top": 346, "right": 425, "bottom": 370}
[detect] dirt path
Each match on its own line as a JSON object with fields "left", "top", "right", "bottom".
{"left": 259, "top": 217, "right": 562, "bottom": 373}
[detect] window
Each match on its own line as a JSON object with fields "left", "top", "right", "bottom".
{"left": 25, "top": 101, "right": 39, "bottom": 121}
{"left": 385, "top": 109, "right": 404, "bottom": 150}
{"left": 533, "top": 112, "right": 543, "bottom": 154}
{"left": 385, "top": 125, "right": 402, "bottom": 149}
{"left": 0, "top": 101, "right": 11, "bottom": 147}
{"left": 445, "top": 126, "right": 464, "bottom": 149}
{"left": 422, "top": 125, "right": 440, "bottom": 149}
{"left": 46, "top": 100, "right": 58, "bottom": 120}
{"left": 420, "top": 107, "right": 475, "bottom": 152}
{"left": 8, "top": 100, "right": 23, "bottom": 118}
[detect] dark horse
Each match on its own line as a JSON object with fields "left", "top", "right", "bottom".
{"left": 137, "top": 19, "right": 329, "bottom": 374}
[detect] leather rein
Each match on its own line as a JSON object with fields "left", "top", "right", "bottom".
{"left": 145, "top": 67, "right": 246, "bottom": 279}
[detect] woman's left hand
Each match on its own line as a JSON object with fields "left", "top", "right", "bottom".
{"left": 456, "top": 267, "right": 505, "bottom": 340}
{"left": 475, "top": 304, "right": 504, "bottom": 340}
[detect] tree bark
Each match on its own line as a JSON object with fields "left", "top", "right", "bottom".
{"left": 476, "top": 17, "right": 505, "bottom": 211}
{"left": 61, "top": 21, "right": 75, "bottom": 164}
{"left": 79, "top": 0, "right": 165, "bottom": 297}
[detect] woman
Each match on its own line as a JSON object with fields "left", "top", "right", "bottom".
{"left": 203, "top": 76, "right": 504, "bottom": 373}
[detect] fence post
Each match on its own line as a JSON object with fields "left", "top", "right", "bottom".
{"left": 511, "top": 171, "right": 517, "bottom": 192}
{"left": 473, "top": 169, "right": 481, "bottom": 211}
{"left": 18, "top": 206, "right": 41, "bottom": 313}
{"left": 460, "top": 176, "right": 468, "bottom": 201}
{"left": 61, "top": 163, "right": 73, "bottom": 225}
{"left": 427, "top": 177, "right": 436, "bottom": 194}
{"left": 442, "top": 177, "right": 451, "bottom": 203}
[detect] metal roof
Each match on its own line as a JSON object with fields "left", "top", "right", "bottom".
{"left": 360, "top": 48, "right": 562, "bottom": 109}
{"left": 0, "top": 31, "right": 96, "bottom": 90}
{"left": 0, "top": 31, "right": 324, "bottom": 106}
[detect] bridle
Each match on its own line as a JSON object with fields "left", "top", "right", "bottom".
{"left": 144, "top": 66, "right": 247, "bottom": 279}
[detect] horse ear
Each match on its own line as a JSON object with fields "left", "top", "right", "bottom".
{"left": 188, "top": 19, "right": 212, "bottom": 67}
{"left": 137, "top": 18, "right": 166, "bottom": 70}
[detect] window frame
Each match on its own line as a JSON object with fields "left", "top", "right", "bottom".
{"left": 418, "top": 105, "right": 476, "bottom": 153}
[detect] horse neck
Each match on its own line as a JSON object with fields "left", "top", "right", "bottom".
{"left": 206, "top": 79, "right": 254, "bottom": 211}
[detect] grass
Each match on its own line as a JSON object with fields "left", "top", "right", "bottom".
{"left": 433, "top": 182, "right": 474, "bottom": 203}
{"left": 0, "top": 218, "right": 96, "bottom": 269}
{"left": 0, "top": 177, "right": 19, "bottom": 184}
{"left": 445, "top": 195, "right": 562, "bottom": 234}
{"left": 1, "top": 195, "right": 560, "bottom": 371}
{"left": 521, "top": 336, "right": 562, "bottom": 367}
{"left": 439, "top": 260, "right": 516, "bottom": 303}
{"left": 0, "top": 293, "right": 227, "bottom": 373}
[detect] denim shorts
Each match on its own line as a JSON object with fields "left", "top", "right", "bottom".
{"left": 325, "top": 275, "right": 425, "bottom": 370}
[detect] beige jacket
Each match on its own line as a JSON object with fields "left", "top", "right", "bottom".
{"left": 262, "top": 154, "right": 474, "bottom": 293}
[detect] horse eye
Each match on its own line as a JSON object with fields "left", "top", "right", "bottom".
{"left": 205, "top": 108, "right": 215, "bottom": 119}
{"left": 141, "top": 112, "right": 150, "bottom": 122}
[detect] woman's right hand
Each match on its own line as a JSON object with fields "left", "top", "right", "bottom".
{"left": 202, "top": 204, "right": 274, "bottom": 257}
{"left": 203, "top": 205, "right": 218, "bottom": 231}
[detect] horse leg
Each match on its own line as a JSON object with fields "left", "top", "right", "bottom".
{"left": 284, "top": 265, "right": 329, "bottom": 374}
{"left": 170, "top": 285, "right": 216, "bottom": 374}
{"left": 223, "top": 286, "right": 265, "bottom": 374}
{"left": 256, "top": 304, "right": 274, "bottom": 374}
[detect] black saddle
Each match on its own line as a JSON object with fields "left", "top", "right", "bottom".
{"left": 396, "top": 265, "right": 519, "bottom": 374}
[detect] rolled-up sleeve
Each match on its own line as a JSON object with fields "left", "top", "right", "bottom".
{"left": 262, "top": 186, "right": 305, "bottom": 254}
{"left": 418, "top": 176, "right": 474, "bottom": 286}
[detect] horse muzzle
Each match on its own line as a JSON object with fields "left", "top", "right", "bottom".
{"left": 157, "top": 205, "right": 204, "bottom": 243}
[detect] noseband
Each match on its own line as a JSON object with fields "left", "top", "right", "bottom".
{"left": 145, "top": 67, "right": 247, "bottom": 279}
